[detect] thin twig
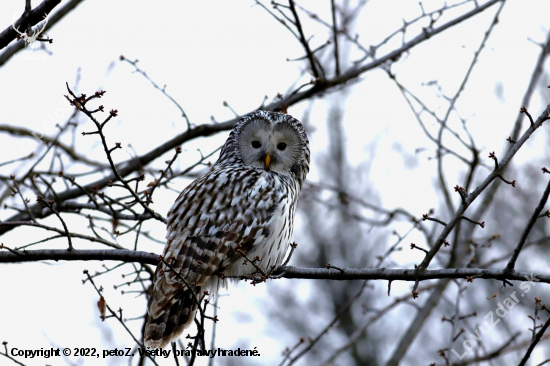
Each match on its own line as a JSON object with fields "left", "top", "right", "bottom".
{"left": 120, "top": 56, "right": 192, "bottom": 129}
{"left": 288, "top": 0, "right": 320, "bottom": 78}
{"left": 330, "top": 0, "right": 340, "bottom": 76}
{"left": 518, "top": 315, "right": 550, "bottom": 366}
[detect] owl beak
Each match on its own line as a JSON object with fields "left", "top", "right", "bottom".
{"left": 264, "top": 154, "right": 271, "bottom": 168}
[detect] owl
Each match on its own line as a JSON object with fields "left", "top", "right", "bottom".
{"left": 144, "top": 110, "right": 310, "bottom": 349}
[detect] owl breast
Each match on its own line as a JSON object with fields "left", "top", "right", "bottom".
{"left": 222, "top": 170, "right": 299, "bottom": 278}
{"left": 164, "top": 164, "right": 299, "bottom": 291}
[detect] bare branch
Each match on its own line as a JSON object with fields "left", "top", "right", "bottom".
{"left": 1, "top": 249, "right": 550, "bottom": 286}
{"left": 505, "top": 177, "right": 550, "bottom": 271}
{"left": 0, "top": 0, "right": 85, "bottom": 66}
{"left": 0, "top": 124, "right": 106, "bottom": 168}
{"left": 0, "top": 0, "right": 60, "bottom": 50}
{"left": 418, "top": 102, "right": 550, "bottom": 271}
{"left": 518, "top": 315, "right": 550, "bottom": 366}
{"left": 0, "top": 248, "right": 156, "bottom": 264}
{"left": 288, "top": 0, "right": 320, "bottom": 79}
{"left": 330, "top": 0, "right": 340, "bottom": 76}
{"left": 120, "top": 56, "right": 192, "bottom": 129}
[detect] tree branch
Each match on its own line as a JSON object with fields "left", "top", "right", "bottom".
{"left": 0, "top": 0, "right": 60, "bottom": 50}
{"left": 0, "top": 248, "right": 157, "bottom": 264}
{"left": 0, "top": 0, "right": 503, "bottom": 236}
{"left": 1, "top": 249, "right": 550, "bottom": 285}
{"left": 0, "top": 124, "right": 108, "bottom": 168}
{"left": 288, "top": 0, "right": 320, "bottom": 78}
{"left": 518, "top": 315, "right": 550, "bottom": 366}
{"left": 0, "top": 0, "right": 85, "bottom": 66}
{"left": 418, "top": 102, "right": 550, "bottom": 271}
{"left": 506, "top": 177, "right": 550, "bottom": 271}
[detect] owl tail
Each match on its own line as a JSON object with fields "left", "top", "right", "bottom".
{"left": 144, "top": 286, "right": 201, "bottom": 349}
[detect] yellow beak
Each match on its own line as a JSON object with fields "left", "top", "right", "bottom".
{"left": 265, "top": 154, "right": 271, "bottom": 168}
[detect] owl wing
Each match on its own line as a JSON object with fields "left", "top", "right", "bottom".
{"left": 148, "top": 166, "right": 281, "bottom": 319}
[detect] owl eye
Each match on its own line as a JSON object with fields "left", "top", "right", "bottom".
{"left": 251, "top": 141, "right": 261, "bottom": 149}
{"left": 277, "top": 142, "right": 287, "bottom": 151}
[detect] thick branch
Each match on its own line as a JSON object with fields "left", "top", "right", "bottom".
{"left": 0, "top": 248, "right": 158, "bottom": 264}
{"left": 0, "top": 0, "right": 60, "bottom": 50}
{"left": 0, "top": 0, "right": 84, "bottom": 66}
{"left": 274, "top": 266, "right": 550, "bottom": 283}
{"left": 1, "top": 249, "right": 550, "bottom": 285}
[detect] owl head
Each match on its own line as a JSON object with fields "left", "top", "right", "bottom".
{"left": 218, "top": 110, "right": 310, "bottom": 184}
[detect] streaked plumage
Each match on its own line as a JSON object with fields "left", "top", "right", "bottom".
{"left": 144, "top": 110, "right": 310, "bottom": 348}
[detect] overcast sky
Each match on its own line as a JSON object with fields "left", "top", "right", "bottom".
{"left": 1, "top": 1, "right": 550, "bottom": 365}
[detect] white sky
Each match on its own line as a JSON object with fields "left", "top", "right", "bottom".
{"left": 1, "top": 0, "right": 550, "bottom": 365}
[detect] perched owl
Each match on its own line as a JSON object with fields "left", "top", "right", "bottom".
{"left": 144, "top": 110, "right": 310, "bottom": 349}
